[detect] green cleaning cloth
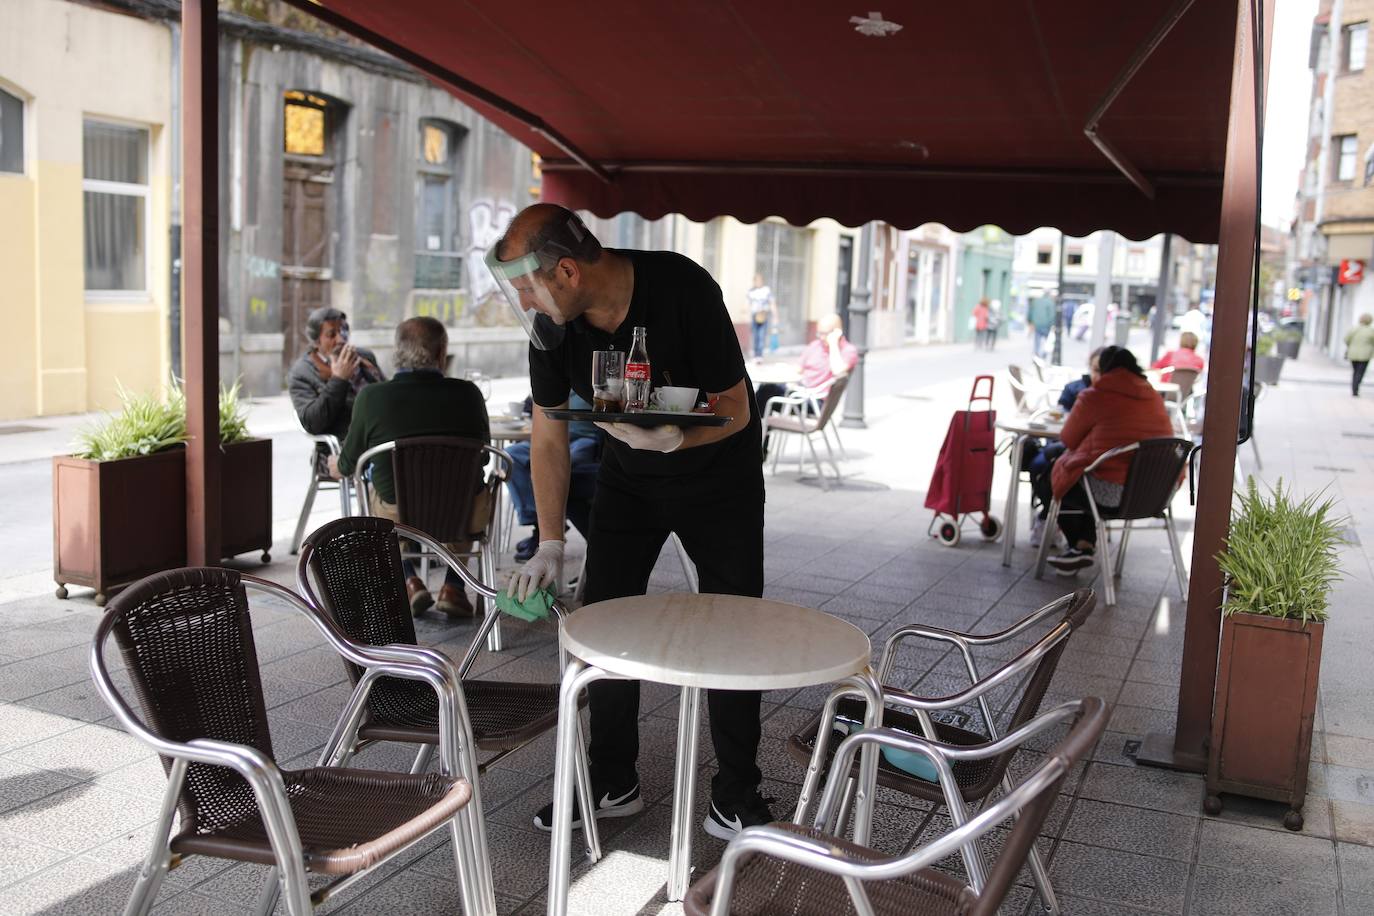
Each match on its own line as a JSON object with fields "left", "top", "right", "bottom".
{"left": 495, "top": 587, "right": 554, "bottom": 622}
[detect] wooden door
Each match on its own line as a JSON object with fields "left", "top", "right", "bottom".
{"left": 281, "top": 160, "right": 334, "bottom": 371}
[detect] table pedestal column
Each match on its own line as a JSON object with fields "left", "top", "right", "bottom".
{"left": 666, "top": 686, "right": 703, "bottom": 901}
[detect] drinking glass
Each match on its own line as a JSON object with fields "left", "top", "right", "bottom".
{"left": 592, "top": 350, "right": 626, "bottom": 412}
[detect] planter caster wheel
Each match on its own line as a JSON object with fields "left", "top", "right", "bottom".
{"left": 55, "top": 585, "right": 68, "bottom": 600}
{"left": 936, "top": 521, "right": 961, "bottom": 547}
{"left": 260, "top": 551, "right": 272, "bottom": 564}
{"left": 1283, "top": 809, "right": 1304, "bottom": 831}
{"left": 1203, "top": 794, "right": 1223, "bottom": 815}
{"left": 95, "top": 593, "right": 108, "bottom": 607}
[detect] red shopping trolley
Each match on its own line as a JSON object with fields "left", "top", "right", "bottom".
{"left": 925, "top": 375, "right": 1003, "bottom": 547}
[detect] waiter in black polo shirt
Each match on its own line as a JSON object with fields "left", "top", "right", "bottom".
{"left": 485, "top": 203, "right": 771, "bottom": 841}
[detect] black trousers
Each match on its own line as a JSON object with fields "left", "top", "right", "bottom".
{"left": 1353, "top": 360, "right": 1368, "bottom": 396}
{"left": 1030, "top": 471, "right": 1099, "bottom": 546}
{"left": 582, "top": 472, "right": 766, "bottom": 805}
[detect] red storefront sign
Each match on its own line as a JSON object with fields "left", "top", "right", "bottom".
{"left": 1339, "top": 260, "right": 1365, "bottom": 285}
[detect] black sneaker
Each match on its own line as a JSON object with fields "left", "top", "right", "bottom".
{"left": 703, "top": 792, "right": 775, "bottom": 841}
{"left": 532, "top": 781, "right": 643, "bottom": 832}
{"left": 1047, "top": 546, "right": 1096, "bottom": 575}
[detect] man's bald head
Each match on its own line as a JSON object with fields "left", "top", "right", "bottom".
{"left": 496, "top": 203, "right": 602, "bottom": 266}
{"left": 817, "top": 313, "right": 843, "bottom": 336}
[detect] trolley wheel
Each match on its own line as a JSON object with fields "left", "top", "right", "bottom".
{"left": 937, "top": 521, "right": 961, "bottom": 547}
{"left": 55, "top": 584, "right": 68, "bottom": 600}
{"left": 979, "top": 515, "right": 1003, "bottom": 541}
{"left": 1203, "top": 794, "right": 1223, "bottom": 815}
{"left": 1283, "top": 809, "right": 1304, "bottom": 831}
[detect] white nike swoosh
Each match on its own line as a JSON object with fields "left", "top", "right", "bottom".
{"left": 598, "top": 787, "right": 636, "bottom": 810}
{"left": 712, "top": 804, "right": 743, "bottom": 832}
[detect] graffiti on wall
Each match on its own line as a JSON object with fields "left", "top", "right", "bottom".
{"left": 465, "top": 199, "right": 515, "bottom": 303}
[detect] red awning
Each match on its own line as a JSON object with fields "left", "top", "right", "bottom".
{"left": 289, "top": 0, "right": 1239, "bottom": 239}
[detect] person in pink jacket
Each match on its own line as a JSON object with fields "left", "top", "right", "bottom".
{"left": 1033, "top": 346, "right": 1174, "bottom": 573}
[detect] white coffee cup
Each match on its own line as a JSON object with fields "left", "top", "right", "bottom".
{"left": 649, "top": 386, "right": 699, "bottom": 412}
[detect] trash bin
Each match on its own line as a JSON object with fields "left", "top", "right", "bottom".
{"left": 1113, "top": 314, "right": 1132, "bottom": 347}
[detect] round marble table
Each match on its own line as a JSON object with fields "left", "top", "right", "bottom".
{"left": 546, "top": 593, "right": 878, "bottom": 914}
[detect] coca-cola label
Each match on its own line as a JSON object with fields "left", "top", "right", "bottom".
{"left": 625, "top": 362, "right": 650, "bottom": 380}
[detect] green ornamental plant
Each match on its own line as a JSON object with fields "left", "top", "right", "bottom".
{"left": 1256, "top": 334, "right": 1277, "bottom": 357}
{"left": 1275, "top": 327, "right": 1303, "bottom": 344}
{"left": 72, "top": 379, "right": 252, "bottom": 461}
{"left": 1217, "top": 478, "right": 1345, "bottom": 624}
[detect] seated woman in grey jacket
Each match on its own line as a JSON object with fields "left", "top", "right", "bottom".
{"left": 287, "top": 306, "right": 385, "bottom": 446}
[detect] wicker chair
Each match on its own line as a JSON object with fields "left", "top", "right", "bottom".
{"left": 787, "top": 589, "right": 1095, "bottom": 914}
{"left": 1033, "top": 437, "right": 1192, "bottom": 607}
{"left": 763, "top": 374, "right": 849, "bottom": 488}
{"left": 89, "top": 567, "right": 496, "bottom": 916}
{"left": 688, "top": 697, "right": 1107, "bottom": 916}
{"left": 296, "top": 516, "right": 603, "bottom": 859}
{"left": 290, "top": 433, "right": 353, "bottom": 555}
{"left": 352, "top": 435, "right": 511, "bottom": 649}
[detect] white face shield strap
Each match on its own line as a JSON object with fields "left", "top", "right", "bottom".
{"left": 484, "top": 217, "right": 590, "bottom": 351}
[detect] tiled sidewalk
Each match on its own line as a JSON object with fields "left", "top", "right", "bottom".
{"left": 0, "top": 350, "right": 1370, "bottom": 914}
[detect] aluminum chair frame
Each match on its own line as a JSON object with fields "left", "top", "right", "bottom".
{"left": 90, "top": 572, "right": 497, "bottom": 916}
{"left": 795, "top": 591, "right": 1089, "bottom": 914}
{"left": 762, "top": 375, "right": 848, "bottom": 489}
{"left": 290, "top": 434, "right": 353, "bottom": 555}
{"left": 353, "top": 438, "right": 511, "bottom": 651}
{"left": 702, "top": 698, "right": 1106, "bottom": 916}
{"left": 294, "top": 520, "right": 603, "bottom": 869}
{"left": 1033, "top": 440, "right": 1191, "bottom": 607}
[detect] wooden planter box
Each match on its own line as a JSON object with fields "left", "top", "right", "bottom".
{"left": 54, "top": 439, "right": 274, "bottom": 604}
{"left": 1254, "top": 353, "right": 1285, "bottom": 385}
{"left": 1206, "top": 612, "right": 1324, "bottom": 830}
{"left": 221, "top": 438, "right": 273, "bottom": 563}
{"left": 53, "top": 448, "right": 188, "bottom": 605}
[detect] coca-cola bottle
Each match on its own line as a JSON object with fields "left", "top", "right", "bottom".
{"left": 624, "top": 326, "right": 651, "bottom": 410}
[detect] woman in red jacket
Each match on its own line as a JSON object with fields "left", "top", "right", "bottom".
{"left": 1033, "top": 346, "right": 1175, "bottom": 573}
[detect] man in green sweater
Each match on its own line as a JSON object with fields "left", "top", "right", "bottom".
{"left": 331, "top": 316, "right": 490, "bottom": 615}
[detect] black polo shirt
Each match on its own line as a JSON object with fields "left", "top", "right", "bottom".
{"left": 530, "top": 249, "right": 762, "bottom": 493}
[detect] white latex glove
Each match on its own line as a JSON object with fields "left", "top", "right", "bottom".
{"left": 508, "top": 540, "right": 565, "bottom": 602}
{"left": 595, "top": 421, "right": 684, "bottom": 453}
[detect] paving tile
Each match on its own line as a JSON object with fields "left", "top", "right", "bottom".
{"left": 1205, "top": 791, "right": 1335, "bottom": 840}
{"left": 0, "top": 854, "right": 137, "bottom": 914}
{"left": 1189, "top": 863, "right": 1338, "bottom": 915}
{"left": 0, "top": 755, "right": 86, "bottom": 815}
{"left": 0, "top": 828, "right": 68, "bottom": 887}
{"left": 0, "top": 653, "right": 93, "bottom": 703}
{"left": 15, "top": 679, "right": 116, "bottom": 725}
{"left": 1053, "top": 893, "right": 1172, "bottom": 915}
{"left": 5, "top": 721, "right": 153, "bottom": 776}
{"left": 2, "top": 782, "right": 160, "bottom": 853}
{"left": 1324, "top": 732, "right": 1374, "bottom": 769}
{"left": 1077, "top": 761, "right": 1205, "bottom": 817}
{"left": 1108, "top": 703, "right": 1176, "bottom": 737}
{"left": 1116, "top": 680, "right": 1179, "bottom": 712}
{"left": 1197, "top": 818, "right": 1338, "bottom": 883}
{"left": 1126, "top": 658, "right": 1182, "bottom": 686}
{"left": 1059, "top": 797, "right": 1198, "bottom": 861}
{"left": 1046, "top": 840, "right": 1188, "bottom": 912}
{"left": 1332, "top": 798, "right": 1374, "bottom": 845}
{"left": 1337, "top": 841, "right": 1374, "bottom": 897}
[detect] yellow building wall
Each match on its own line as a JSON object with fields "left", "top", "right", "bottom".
{"left": 0, "top": 170, "right": 38, "bottom": 419}
{"left": 0, "top": 0, "right": 171, "bottom": 419}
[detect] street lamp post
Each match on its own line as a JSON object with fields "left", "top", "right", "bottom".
{"left": 842, "top": 222, "right": 874, "bottom": 429}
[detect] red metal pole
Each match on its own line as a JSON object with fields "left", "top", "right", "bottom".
{"left": 1137, "top": 0, "right": 1273, "bottom": 773}
{"left": 182, "top": 0, "right": 221, "bottom": 566}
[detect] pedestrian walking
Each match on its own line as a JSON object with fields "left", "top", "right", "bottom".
{"left": 972, "top": 298, "right": 990, "bottom": 349}
{"left": 746, "top": 273, "right": 777, "bottom": 362}
{"left": 1028, "top": 292, "right": 1056, "bottom": 358}
{"left": 1345, "top": 314, "right": 1374, "bottom": 397}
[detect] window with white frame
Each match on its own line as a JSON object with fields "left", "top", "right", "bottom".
{"left": 1336, "top": 134, "right": 1359, "bottom": 182}
{"left": 1344, "top": 22, "right": 1368, "bottom": 72}
{"left": 0, "top": 87, "right": 23, "bottom": 174}
{"left": 83, "top": 120, "right": 149, "bottom": 292}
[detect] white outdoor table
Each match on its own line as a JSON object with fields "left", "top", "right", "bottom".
{"left": 547, "top": 593, "right": 879, "bottom": 914}
{"left": 998, "top": 417, "right": 1064, "bottom": 567}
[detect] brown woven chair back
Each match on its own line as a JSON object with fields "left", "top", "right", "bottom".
{"left": 971, "top": 696, "right": 1108, "bottom": 915}
{"left": 390, "top": 436, "right": 488, "bottom": 543}
{"left": 814, "top": 374, "right": 849, "bottom": 427}
{"left": 105, "top": 567, "right": 274, "bottom": 835}
{"left": 304, "top": 516, "right": 438, "bottom": 721}
{"left": 962, "top": 586, "right": 1095, "bottom": 799}
{"left": 1105, "top": 437, "right": 1192, "bottom": 521}
{"left": 1170, "top": 368, "right": 1199, "bottom": 401}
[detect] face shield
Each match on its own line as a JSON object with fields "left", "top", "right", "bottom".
{"left": 485, "top": 221, "right": 589, "bottom": 351}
